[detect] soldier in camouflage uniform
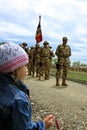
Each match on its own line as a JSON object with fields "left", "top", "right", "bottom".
{"left": 39, "top": 41, "right": 50, "bottom": 80}
{"left": 28, "top": 46, "right": 35, "bottom": 77}
{"left": 34, "top": 44, "right": 42, "bottom": 77}
{"left": 22, "top": 42, "right": 29, "bottom": 54}
{"left": 55, "top": 37, "right": 71, "bottom": 86}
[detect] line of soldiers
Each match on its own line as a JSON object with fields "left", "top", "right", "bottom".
{"left": 19, "top": 41, "right": 55, "bottom": 80}
{"left": 20, "top": 36, "right": 71, "bottom": 86}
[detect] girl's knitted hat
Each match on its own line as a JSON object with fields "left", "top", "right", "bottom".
{"left": 0, "top": 42, "right": 29, "bottom": 73}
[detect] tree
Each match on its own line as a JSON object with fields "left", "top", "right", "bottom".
{"left": 0, "top": 42, "right": 5, "bottom": 45}
{"left": 52, "top": 58, "right": 57, "bottom": 64}
{"left": 72, "top": 61, "right": 80, "bottom": 66}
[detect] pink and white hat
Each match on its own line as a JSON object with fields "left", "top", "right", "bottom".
{"left": 0, "top": 42, "right": 29, "bottom": 73}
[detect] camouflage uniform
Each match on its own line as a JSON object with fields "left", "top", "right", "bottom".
{"left": 28, "top": 46, "right": 35, "bottom": 77}
{"left": 55, "top": 37, "right": 71, "bottom": 86}
{"left": 34, "top": 44, "right": 42, "bottom": 77}
{"left": 39, "top": 41, "right": 50, "bottom": 80}
{"left": 22, "top": 42, "right": 29, "bottom": 54}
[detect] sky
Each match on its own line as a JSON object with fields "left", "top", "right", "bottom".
{"left": 0, "top": 0, "right": 87, "bottom": 64}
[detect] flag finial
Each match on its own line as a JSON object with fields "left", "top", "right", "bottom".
{"left": 39, "top": 15, "right": 41, "bottom": 20}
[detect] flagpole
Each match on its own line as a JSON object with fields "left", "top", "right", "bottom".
{"left": 39, "top": 15, "right": 41, "bottom": 23}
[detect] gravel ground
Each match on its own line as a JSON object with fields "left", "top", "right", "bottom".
{"left": 25, "top": 76, "right": 87, "bottom": 130}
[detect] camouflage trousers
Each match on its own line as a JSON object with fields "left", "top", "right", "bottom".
{"left": 35, "top": 59, "right": 40, "bottom": 76}
{"left": 39, "top": 58, "right": 50, "bottom": 79}
{"left": 28, "top": 59, "right": 35, "bottom": 76}
{"left": 56, "top": 58, "right": 69, "bottom": 79}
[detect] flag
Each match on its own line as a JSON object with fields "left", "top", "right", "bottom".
{"left": 35, "top": 16, "right": 42, "bottom": 43}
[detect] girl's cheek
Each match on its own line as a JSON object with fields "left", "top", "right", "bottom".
{"left": 26, "top": 67, "right": 28, "bottom": 75}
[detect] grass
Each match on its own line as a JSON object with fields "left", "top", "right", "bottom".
{"left": 50, "top": 68, "right": 87, "bottom": 83}
{"left": 67, "top": 71, "right": 87, "bottom": 81}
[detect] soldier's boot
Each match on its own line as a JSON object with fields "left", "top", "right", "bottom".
{"left": 48, "top": 73, "right": 51, "bottom": 79}
{"left": 38, "top": 74, "right": 41, "bottom": 80}
{"left": 62, "top": 78, "right": 68, "bottom": 86}
{"left": 32, "top": 72, "right": 34, "bottom": 77}
{"left": 56, "top": 78, "right": 60, "bottom": 86}
{"left": 28, "top": 71, "right": 31, "bottom": 75}
{"left": 45, "top": 77, "right": 49, "bottom": 80}
{"left": 45, "top": 74, "right": 49, "bottom": 80}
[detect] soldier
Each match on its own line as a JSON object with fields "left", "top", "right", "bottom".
{"left": 39, "top": 41, "right": 50, "bottom": 80}
{"left": 48, "top": 46, "right": 55, "bottom": 78}
{"left": 22, "top": 42, "right": 29, "bottom": 54}
{"left": 28, "top": 46, "right": 35, "bottom": 77}
{"left": 34, "top": 44, "right": 42, "bottom": 77}
{"left": 55, "top": 37, "right": 71, "bottom": 86}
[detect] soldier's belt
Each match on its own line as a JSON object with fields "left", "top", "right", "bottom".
{"left": 41, "top": 56, "right": 49, "bottom": 57}
{"left": 59, "top": 56, "right": 68, "bottom": 58}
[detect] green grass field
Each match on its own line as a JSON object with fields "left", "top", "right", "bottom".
{"left": 50, "top": 68, "right": 87, "bottom": 83}
{"left": 67, "top": 71, "right": 87, "bottom": 81}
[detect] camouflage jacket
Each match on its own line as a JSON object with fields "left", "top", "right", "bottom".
{"left": 34, "top": 47, "right": 42, "bottom": 59}
{"left": 40, "top": 46, "right": 50, "bottom": 58}
{"left": 55, "top": 44, "right": 71, "bottom": 58}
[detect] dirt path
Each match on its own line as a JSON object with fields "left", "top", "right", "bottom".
{"left": 25, "top": 76, "right": 87, "bottom": 130}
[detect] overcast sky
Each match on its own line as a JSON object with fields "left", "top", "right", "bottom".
{"left": 0, "top": 0, "right": 87, "bottom": 64}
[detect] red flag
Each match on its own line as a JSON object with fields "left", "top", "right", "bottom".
{"left": 35, "top": 16, "right": 42, "bottom": 43}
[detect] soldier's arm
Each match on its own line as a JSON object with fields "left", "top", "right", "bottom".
{"left": 55, "top": 46, "right": 59, "bottom": 56}
{"left": 69, "top": 46, "right": 71, "bottom": 57}
{"left": 55, "top": 45, "right": 62, "bottom": 57}
{"left": 66, "top": 46, "right": 71, "bottom": 57}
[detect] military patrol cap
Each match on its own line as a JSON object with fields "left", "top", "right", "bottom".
{"left": 43, "top": 41, "right": 49, "bottom": 45}
{"left": 35, "top": 44, "right": 39, "bottom": 47}
{"left": 62, "top": 37, "right": 68, "bottom": 40}
{"left": 22, "top": 42, "right": 27, "bottom": 46}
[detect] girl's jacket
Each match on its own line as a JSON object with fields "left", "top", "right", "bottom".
{"left": 0, "top": 72, "right": 45, "bottom": 130}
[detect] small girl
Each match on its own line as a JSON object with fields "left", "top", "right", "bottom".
{"left": 0, "top": 42, "right": 54, "bottom": 130}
